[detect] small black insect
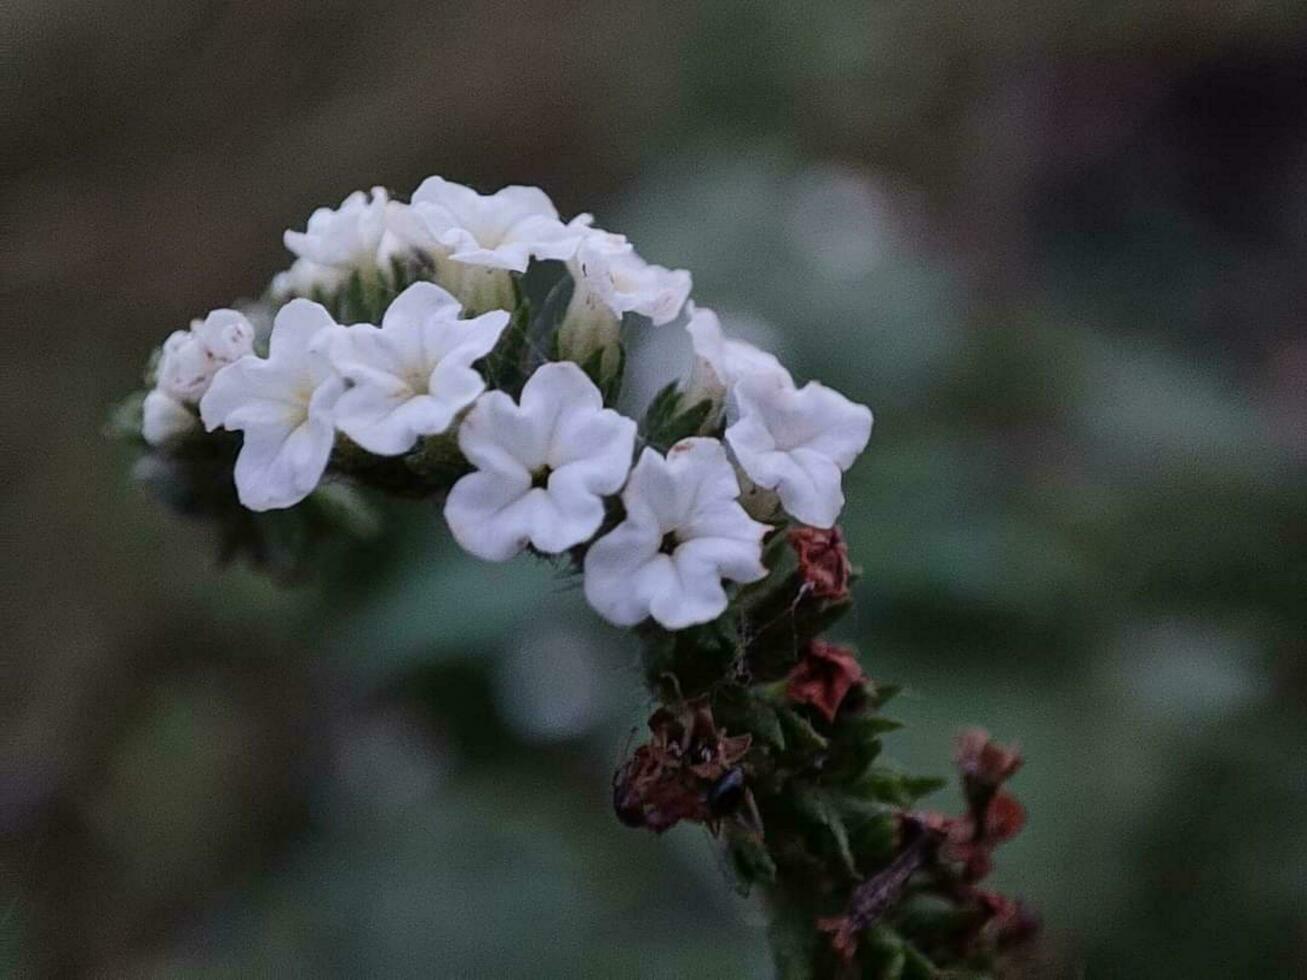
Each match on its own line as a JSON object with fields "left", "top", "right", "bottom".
{"left": 706, "top": 766, "right": 746, "bottom": 818}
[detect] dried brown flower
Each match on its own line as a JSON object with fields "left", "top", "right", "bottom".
{"left": 788, "top": 525, "right": 853, "bottom": 600}
{"left": 955, "top": 728, "right": 1023, "bottom": 791}
{"left": 612, "top": 699, "right": 751, "bottom": 833}
{"left": 786, "top": 640, "right": 866, "bottom": 722}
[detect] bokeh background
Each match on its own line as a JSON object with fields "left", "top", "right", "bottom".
{"left": 4, "top": 2, "right": 1307, "bottom": 976}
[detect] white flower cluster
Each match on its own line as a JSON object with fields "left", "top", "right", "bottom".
{"left": 140, "top": 176, "right": 873, "bottom": 630}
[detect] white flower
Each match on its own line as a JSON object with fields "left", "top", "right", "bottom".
{"left": 141, "top": 389, "right": 196, "bottom": 447}
{"left": 583, "top": 437, "right": 769, "bottom": 630}
{"left": 558, "top": 226, "right": 692, "bottom": 378}
{"left": 570, "top": 229, "right": 692, "bottom": 325}
{"left": 199, "top": 299, "right": 346, "bottom": 511}
{"left": 284, "top": 187, "right": 390, "bottom": 269}
{"left": 725, "top": 374, "right": 873, "bottom": 529}
{"left": 327, "top": 282, "right": 510, "bottom": 455}
{"left": 392, "top": 177, "right": 581, "bottom": 272}
{"left": 269, "top": 257, "right": 349, "bottom": 302}
{"left": 681, "top": 303, "right": 791, "bottom": 411}
{"left": 444, "top": 362, "right": 636, "bottom": 562}
{"left": 156, "top": 309, "right": 255, "bottom": 403}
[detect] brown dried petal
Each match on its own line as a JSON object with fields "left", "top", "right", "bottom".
{"left": 786, "top": 640, "right": 866, "bottom": 722}
{"left": 789, "top": 525, "right": 853, "bottom": 600}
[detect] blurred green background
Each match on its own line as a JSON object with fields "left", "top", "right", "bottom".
{"left": 3, "top": 1, "right": 1307, "bottom": 976}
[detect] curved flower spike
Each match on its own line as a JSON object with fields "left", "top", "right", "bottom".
{"left": 199, "top": 300, "right": 346, "bottom": 511}
{"left": 327, "top": 282, "right": 510, "bottom": 456}
{"left": 284, "top": 187, "right": 390, "bottom": 270}
{"left": 395, "top": 177, "right": 581, "bottom": 272}
{"left": 444, "top": 361, "right": 637, "bottom": 561}
{"left": 725, "top": 374, "right": 873, "bottom": 529}
{"left": 156, "top": 309, "right": 256, "bottom": 404}
{"left": 584, "top": 437, "right": 769, "bottom": 630}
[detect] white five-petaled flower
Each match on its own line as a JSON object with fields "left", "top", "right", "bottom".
{"left": 326, "top": 282, "right": 510, "bottom": 456}
{"left": 583, "top": 437, "right": 769, "bottom": 630}
{"left": 284, "top": 187, "right": 391, "bottom": 270}
{"left": 444, "top": 361, "right": 637, "bottom": 562}
{"left": 388, "top": 178, "right": 581, "bottom": 313}
{"left": 394, "top": 177, "right": 582, "bottom": 272}
{"left": 725, "top": 374, "right": 872, "bottom": 529}
{"left": 681, "top": 303, "right": 790, "bottom": 412}
{"left": 200, "top": 299, "right": 347, "bottom": 511}
{"left": 156, "top": 309, "right": 256, "bottom": 404}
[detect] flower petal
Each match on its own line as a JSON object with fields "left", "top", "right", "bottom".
{"left": 583, "top": 514, "right": 664, "bottom": 626}
{"left": 232, "top": 417, "right": 334, "bottom": 512}
{"left": 443, "top": 470, "right": 535, "bottom": 561}
{"left": 269, "top": 299, "right": 340, "bottom": 359}
{"left": 456, "top": 390, "right": 543, "bottom": 478}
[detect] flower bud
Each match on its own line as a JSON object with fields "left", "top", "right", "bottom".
{"left": 557, "top": 285, "right": 622, "bottom": 381}
{"left": 141, "top": 389, "right": 196, "bottom": 447}
{"left": 156, "top": 309, "right": 255, "bottom": 403}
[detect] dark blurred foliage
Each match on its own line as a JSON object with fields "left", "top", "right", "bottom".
{"left": 3, "top": 1, "right": 1307, "bottom": 976}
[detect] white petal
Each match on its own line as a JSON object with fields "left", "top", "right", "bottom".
{"left": 456, "top": 390, "right": 544, "bottom": 478}
{"left": 445, "top": 237, "right": 534, "bottom": 273}
{"left": 531, "top": 482, "right": 606, "bottom": 554}
{"left": 685, "top": 304, "right": 791, "bottom": 391}
{"left": 660, "top": 437, "right": 747, "bottom": 520}
{"left": 382, "top": 279, "right": 464, "bottom": 330}
{"left": 520, "top": 360, "right": 601, "bottom": 432}
{"left": 582, "top": 514, "right": 664, "bottom": 626}
{"left": 200, "top": 358, "right": 299, "bottom": 432}
{"left": 283, "top": 187, "right": 389, "bottom": 268}
{"left": 620, "top": 447, "right": 687, "bottom": 531}
{"left": 231, "top": 416, "right": 335, "bottom": 511}
{"left": 443, "top": 470, "right": 535, "bottom": 561}
{"left": 651, "top": 555, "right": 730, "bottom": 630}
{"left": 572, "top": 230, "right": 692, "bottom": 325}
{"left": 549, "top": 406, "right": 637, "bottom": 493}
{"left": 269, "top": 299, "right": 340, "bottom": 359}
{"left": 335, "top": 384, "right": 444, "bottom": 456}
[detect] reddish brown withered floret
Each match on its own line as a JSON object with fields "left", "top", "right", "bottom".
{"left": 612, "top": 699, "right": 751, "bottom": 833}
{"left": 788, "top": 525, "right": 853, "bottom": 600}
{"left": 786, "top": 639, "right": 866, "bottom": 722}
{"left": 955, "top": 728, "right": 1022, "bottom": 791}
